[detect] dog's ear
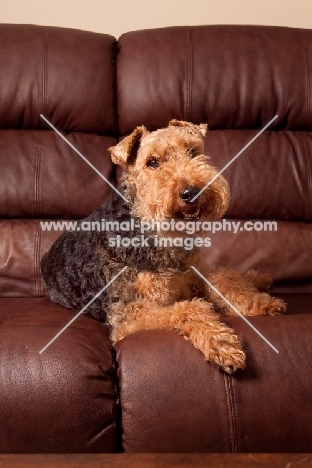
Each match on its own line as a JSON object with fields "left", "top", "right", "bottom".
{"left": 108, "top": 126, "right": 147, "bottom": 167}
{"left": 169, "top": 119, "right": 208, "bottom": 137}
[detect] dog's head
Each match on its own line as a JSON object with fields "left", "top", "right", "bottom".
{"left": 108, "top": 120, "right": 230, "bottom": 223}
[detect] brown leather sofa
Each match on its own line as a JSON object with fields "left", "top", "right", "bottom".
{"left": 0, "top": 23, "right": 311, "bottom": 453}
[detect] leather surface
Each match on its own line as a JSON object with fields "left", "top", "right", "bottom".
{"left": 1, "top": 23, "right": 312, "bottom": 454}
{"left": 0, "top": 24, "right": 118, "bottom": 296}
{"left": 0, "top": 297, "right": 117, "bottom": 453}
{"left": 116, "top": 294, "right": 312, "bottom": 453}
{"left": 1, "top": 218, "right": 311, "bottom": 297}
{"left": 0, "top": 220, "right": 60, "bottom": 297}
{"left": 0, "top": 26, "right": 119, "bottom": 453}
{"left": 116, "top": 24, "right": 312, "bottom": 295}
{"left": 0, "top": 24, "right": 117, "bottom": 134}
{"left": 205, "top": 130, "right": 312, "bottom": 221}
{"left": 0, "top": 130, "right": 116, "bottom": 218}
{"left": 203, "top": 220, "right": 312, "bottom": 287}
{"left": 118, "top": 25, "right": 312, "bottom": 134}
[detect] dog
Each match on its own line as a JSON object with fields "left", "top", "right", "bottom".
{"left": 41, "top": 119, "right": 286, "bottom": 374}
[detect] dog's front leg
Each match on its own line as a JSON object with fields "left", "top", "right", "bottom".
{"left": 205, "top": 267, "right": 287, "bottom": 317}
{"left": 188, "top": 252, "right": 286, "bottom": 316}
{"left": 110, "top": 299, "right": 246, "bottom": 374}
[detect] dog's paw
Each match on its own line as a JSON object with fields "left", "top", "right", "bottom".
{"left": 193, "top": 328, "right": 246, "bottom": 374}
{"left": 211, "top": 338, "right": 246, "bottom": 374}
{"left": 264, "top": 297, "right": 287, "bottom": 316}
{"left": 250, "top": 293, "right": 287, "bottom": 316}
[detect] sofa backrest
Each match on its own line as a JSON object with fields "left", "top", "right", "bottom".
{"left": 117, "top": 25, "right": 312, "bottom": 292}
{"left": 0, "top": 24, "right": 117, "bottom": 297}
{"left": 0, "top": 24, "right": 311, "bottom": 296}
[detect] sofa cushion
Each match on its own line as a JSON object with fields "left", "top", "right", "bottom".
{"left": 0, "top": 297, "right": 117, "bottom": 453}
{"left": 115, "top": 293, "right": 312, "bottom": 453}
{"left": 202, "top": 220, "right": 312, "bottom": 293}
{"left": 0, "top": 130, "right": 116, "bottom": 219}
{"left": 0, "top": 24, "right": 117, "bottom": 133}
{"left": 117, "top": 25, "right": 312, "bottom": 292}
{"left": 117, "top": 25, "right": 312, "bottom": 134}
{"left": 0, "top": 25, "right": 118, "bottom": 296}
{"left": 205, "top": 130, "right": 312, "bottom": 222}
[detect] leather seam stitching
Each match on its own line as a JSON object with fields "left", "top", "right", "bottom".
{"left": 228, "top": 376, "right": 239, "bottom": 451}
{"left": 223, "top": 373, "right": 235, "bottom": 452}
{"left": 300, "top": 30, "right": 311, "bottom": 129}
{"left": 43, "top": 26, "right": 50, "bottom": 117}
{"left": 34, "top": 220, "right": 42, "bottom": 297}
{"left": 38, "top": 219, "right": 44, "bottom": 297}
{"left": 185, "top": 26, "right": 193, "bottom": 122}
{"left": 302, "top": 132, "right": 312, "bottom": 220}
{"left": 1, "top": 298, "right": 31, "bottom": 325}
{"left": 34, "top": 133, "right": 43, "bottom": 218}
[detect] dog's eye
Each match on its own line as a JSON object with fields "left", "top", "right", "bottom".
{"left": 146, "top": 157, "right": 159, "bottom": 169}
{"left": 188, "top": 148, "right": 200, "bottom": 158}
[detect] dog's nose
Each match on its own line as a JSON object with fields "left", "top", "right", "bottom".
{"left": 179, "top": 186, "right": 200, "bottom": 204}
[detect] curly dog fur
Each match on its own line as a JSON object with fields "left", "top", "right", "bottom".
{"left": 41, "top": 119, "right": 286, "bottom": 374}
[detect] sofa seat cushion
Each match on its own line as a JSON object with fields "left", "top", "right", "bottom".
{"left": 0, "top": 297, "right": 117, "bottom": 453}
{"left": 115, "top": 293, "right": 312, "bottom": 453}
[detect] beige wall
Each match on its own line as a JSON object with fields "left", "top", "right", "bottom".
{"left": 0, "top": 0, "right": 311, "bottom": 38}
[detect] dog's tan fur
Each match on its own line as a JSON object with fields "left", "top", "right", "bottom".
{"left": 107, "top": 120, "right": 286, "bottom": 374}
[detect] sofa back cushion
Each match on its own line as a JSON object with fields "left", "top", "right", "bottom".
{"left": 1, "top": 24, "right": 312, "bottom": 296}
{"left": 0, "top": 25, "right": 117, "bottom": 297}
{"left": 117, "top": 25, "right": 312, "bottom": 291}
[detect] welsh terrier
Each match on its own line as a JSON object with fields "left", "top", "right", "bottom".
{"left": 41, "top": 120, "right": 286, "bottom": 374}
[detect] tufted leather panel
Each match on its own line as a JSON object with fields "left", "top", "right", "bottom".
{"left": 205, "top": 130, "right": 312, "bottom": 221}
{"left": 0, "top": 24, "right": 118, "bottom": 295}
{"left": 0, "top": 24, "right": 117, "bottom": 134}
{"left": 0, "top": 130, "right": 115, "bottom": 219}
{"left": 117, "top": 25, "right": 312, "bottom": 134}
{"left": 116, "top": 25, "right": 312, "bottom": 293}
{"left": 1, "top": 218, "right": 311, "bottom": 297}
{"left": 0, "top": 220, "right": 59, "bottom": 297}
